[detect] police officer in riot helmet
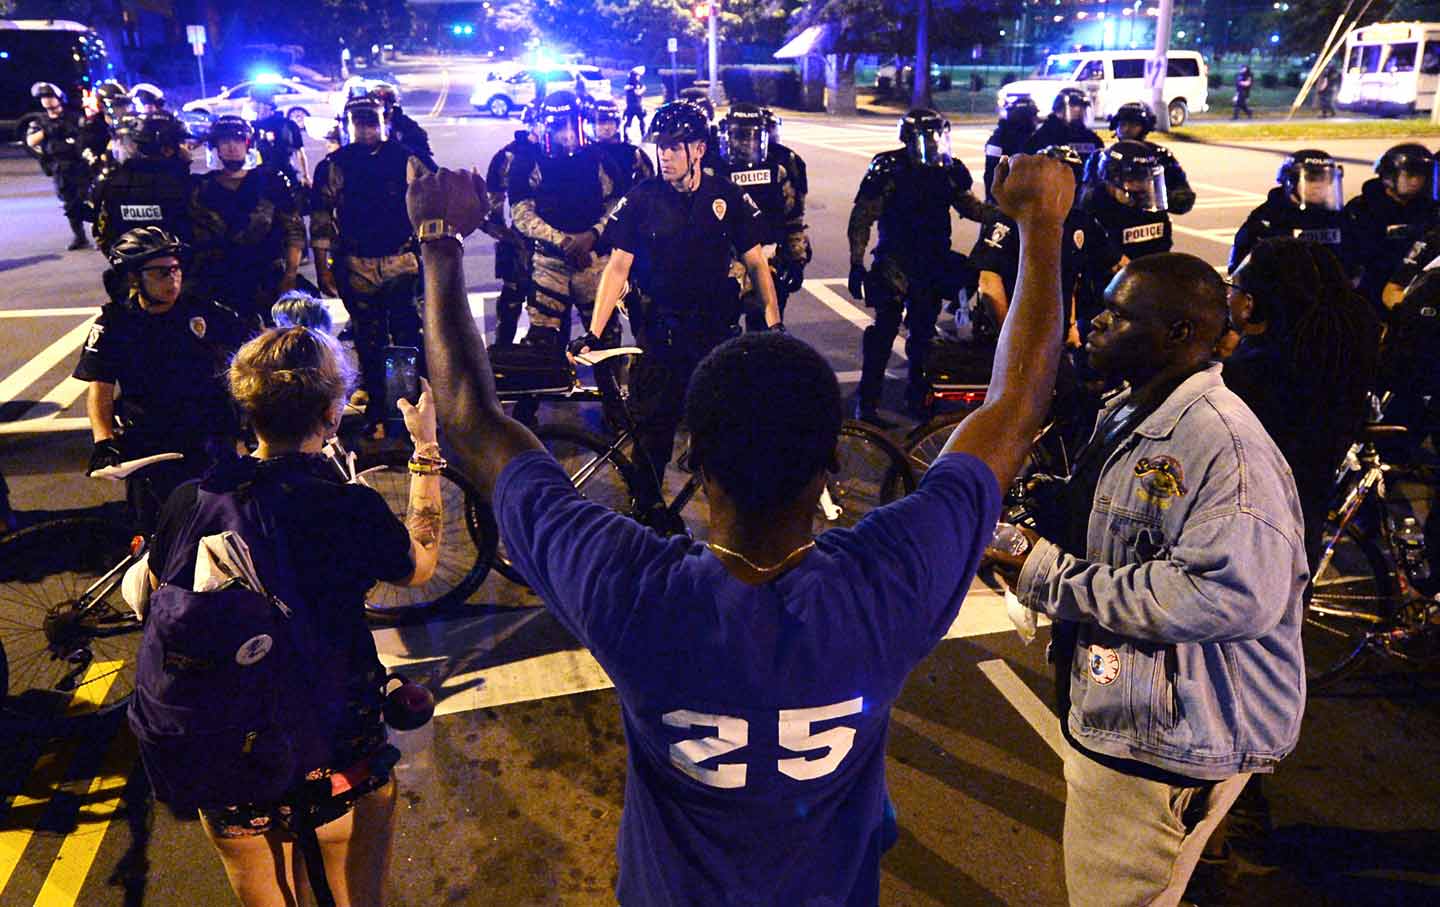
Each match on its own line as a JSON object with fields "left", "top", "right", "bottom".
{"left": 25, "top": 82, "right": 92, "bottom": 250}
{"left": 508, "top": 90, "right": 625, "bottom": 376}
{"left": 1024, "top": 88, "right": 1103, "bottom": 157}
{"left": 79, "top": 80, "right": 124, "bottom": 171}
{"left": 372, "top": 82, "right": 436, "bottom": 172}
{"left": 188, "top": 115, "right": 306, "bottom": 328}
{"left": 130, "top": 83, "right": 165, "bottom": 114}
{"left": 89, "top": 82, "right": 136, "bottom": 175}
{"left": 1083, "top": 140, "right": 1173, "bottom": 266}
{"left": 716, "top": 103, "right": 810, "bottom": 331}
{"left": 310, "top": 95, "right": 432, "bottom": 437}
{"left": 483, "top": 114, "right": 540, "bottom": 346}
{"left": 677, "top": 87, "right": 724, "bottom": 174}
{"left": 848, "top": 108, "right": 998, "bottom": 424}
{"left": 586, "top": 96, "right": 654, "bottom": 194}
{"left": 1231, "top": 149, "right": 1355, "bottom": 274}
{"left": 92, "top": 110, "right": 194, "bottom": 258}
{"left": 570, "top": 100, "right": 781, "bottom": 525}
{"left": 762, "top": 107, "right": 809, "bottom": 198}
{"left": 983, "top": 95, "right": 1039, "bottom": 202}
{"left": 247, "top": 82, "right": 309, "bottom": 199}
{"left": 1347, "top": 144, "right": 1438, "bottom": 308}
{"left": 1107, "top": 101, "right": 1196, "bottom": 214}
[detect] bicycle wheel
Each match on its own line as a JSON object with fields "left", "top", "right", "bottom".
{"left": 0, "top": 514, "right": 141, "bottom": 730}
{"left": 903, "top": 411, "right": 968, "bottom": 474}
{"left": 492, "top": 423, "right": 639, "bottom": 588}
{"left": 1306, "top": 521, "right": 1397, "bottom": 687}
{"left": 356, "top": 450, "right": 497, "bottom": 623}
{"left": 820, "top": 421, "right": 917, "bottom": 531}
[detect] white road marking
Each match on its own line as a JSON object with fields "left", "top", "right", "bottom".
{"left": 803, "top": 279, "right": 908, "bottom": 362}
{"left": 0, "top": 307, "right": 97, "bottom": 319}
{"left": 977, "top": 658, "right": 1065, "bottom": 758}
{"left": 0, "top": 315, "right": 95, "bottom": 409}
{"left": 1173, "top": 223, "right": 1238, "bottom": 247}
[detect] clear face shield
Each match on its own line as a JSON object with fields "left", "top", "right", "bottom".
{"left": 543, "top": 113, "right": 588, "bottom": 157}
{"left": 1059, "top": 97, "right": 1091, "bottom": 126}
{"left": 594, "top": 113, "right": 621, "bottom": 142}
{"left": 1110, "top": 165, "right": 1168, "bottom": 212}
{"left": 207, "top": 137, "right": 256, "bottom": 172}
{"left": 720, "top": 123, "right": 768, "bottom": 166}
{"left": 344, "top": 105, "right": 387, "bottom": 146}
{"left": 1296, "top": 163, "right": 1343, "bottom": 211}
{"left": 906, "top": 125, "right": 952, "bottom": 167}
{"left": 1389, "top": 155, "right": 1437, "bottom": 201}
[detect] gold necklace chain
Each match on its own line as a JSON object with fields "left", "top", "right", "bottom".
{"left": 707, "top": 539, "right": 816, "bottom": 574}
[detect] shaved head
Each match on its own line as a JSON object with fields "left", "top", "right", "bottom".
{"left": 1114, "top": 253, "right": 1229, "bottom": 352}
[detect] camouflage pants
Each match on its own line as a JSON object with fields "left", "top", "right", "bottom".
{"left": 337, "top": 252, "right": 421, "bottom": 423}
{"left": 524, "top": 251, "right": 615, "bottom": 350}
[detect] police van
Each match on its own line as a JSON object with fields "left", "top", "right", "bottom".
{"left": 1336, "top": 21, "right": 1440, "bottom": 115}
{"left": 0, "top": 19, "right": 112, "bottom": 139}
{"left": 996, "top": 49, "right": 1209, "bottom": 127}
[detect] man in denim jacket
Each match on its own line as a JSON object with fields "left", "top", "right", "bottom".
{"left": 989, "top": 252, "right": 1309, "bottom": 906}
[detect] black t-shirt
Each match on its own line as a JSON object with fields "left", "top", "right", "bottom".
{"left": 149, "top": 454, "right": 414, "bottom": 686}
{"left": 72, "top": 295, "right": 249, "bottom": 450}
{"left": 604, "top": 173, "right": 765, "bottom": 319}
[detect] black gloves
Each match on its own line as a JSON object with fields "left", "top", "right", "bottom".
{"left": 775, "top": 261, "right": 806, "bottom": 294}
{"left": 847, "top": 263, "right": 867, "bottom": 303}
{"left": 87, "top": 439, "right": 124, "bottom": 476}
{"left": 567, "top": 331, "right": 602, "bottom": 359}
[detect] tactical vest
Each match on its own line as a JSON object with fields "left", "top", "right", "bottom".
{"left": 722, "top": 160, "right": 785, "bottom": 245}
{"left": 332, "top": 142, "right": 414, "bottom": 258}
{"left": 532, "top": 149, "right": 609, "bottom": 235}
{"left": 100, "top": 157, "right": 193, "bottom": 244}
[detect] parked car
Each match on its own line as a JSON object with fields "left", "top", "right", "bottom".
{"left": 470, "top": 65, "right": 610, "bottom": 117}
{"left": 996, "top": 50, "right": 1209, "bottom": 127}
{"left": 182, "top": 77, "right": 340, "bottom": 125}
{"left": 875, "top": 61, "right": 952, "bottom": 93}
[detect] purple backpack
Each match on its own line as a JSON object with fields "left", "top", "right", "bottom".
{"left": 127, "top": 472, "right": 346, "bottom": 814}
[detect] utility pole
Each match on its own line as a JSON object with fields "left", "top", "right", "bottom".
{"left": 708, "top": 0, "right": 720, "bottom": 107}
{"left": 1149, "top": 0, "right": 1175, "bottom": 132}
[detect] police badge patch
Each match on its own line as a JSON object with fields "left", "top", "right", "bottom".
{"left": 84, "top": 322, "right": 104, "bottom": 353}
{"left": 189, "top": 316, "right": 207, "bottom": 339}
{"left": 1073, "top": 229, "right": 1085, "bottom": 250}
{"left": 712, "top": 198, "right": 727, "bottom": 220}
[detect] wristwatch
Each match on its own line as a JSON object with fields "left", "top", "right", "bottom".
{"left": 417, "top": 218, "right": 462, "bottom": 245}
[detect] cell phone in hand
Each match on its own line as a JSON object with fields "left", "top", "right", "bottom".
{"left": 384, "top": 346, "right": 421, "bottom": 424}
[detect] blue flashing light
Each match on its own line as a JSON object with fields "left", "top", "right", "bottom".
{"left": 1269, "top": 33, "right": 1280, "bottom": 44}
{"left": 0, "top": 51, "right": 9, "bottom": 59}
{"left": 253, "top": 71, "right": 283, "bottom": 84}
{"left": 452, "top": 24, "right": 463, "bottom": 35}
{"left": 464, "top": 25, "right": 474, "bottom": 35}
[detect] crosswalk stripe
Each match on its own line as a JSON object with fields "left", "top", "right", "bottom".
{"left": 977, "top": 658, "right": 1065, "bottom": 758}
{"left": 32, "top": 728, "right": 137, "bottom": 907}
{"left": 802, "top": 279, "right": 908, "bottom": 363}
{"left": 0, "top": 317, "right": 96, "bottom": 409}
{"left": 0, "top": 309, "right": 97, "bottom": 320}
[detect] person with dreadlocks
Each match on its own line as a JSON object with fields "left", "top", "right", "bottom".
{"left": 1186, "top": 237, "right": 1381, "bottom": 902}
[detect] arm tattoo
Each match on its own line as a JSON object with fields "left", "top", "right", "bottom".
{"left": 407, "top": 498, "right": 443, "bottom": 551}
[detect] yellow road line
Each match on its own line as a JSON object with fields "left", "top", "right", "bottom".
{"left": 428, "top": 69, "right": 451, "bottom": 118}
{"left": 32, "top": 730, "right": 136, "bottom": 907}
{"left": 0, "top": 662, "right": 121, "bottom": 897}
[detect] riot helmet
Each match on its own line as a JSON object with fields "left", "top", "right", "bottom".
{"left": 537, "top": 90, "right": 590, "bottom": 157}
{"left": 130, "top": 83, "right": 165, "bottom": 113}
{"left": 342, "top": 96, "right": 387, "bottom": 146}
{"left": 371, "top": 82, "right": 401, "bottom": 114}
{"left": 95, "top": 80, "right": 130, "bottom": 121}
{"left": 1375, "top": 143, "right": 1437, "bottom": 202}
{"left": 718, "top": 103, "right": 769, "bottom": 167}
{"left": 133, "top": 111, "right": 187, "bottom": 157}
{"left": 1097, "top": 140, "right": 1167, "bottom": 212}
{"left": 761, "top": 106, "right": 783, "bottom": 147}
{"left": 31, "top": 81, "right": 66, "bottom": 105}
{"left": 207, "top": 115, "right": 254, "bottom": 172}
{"left": 244, "top": 82, "right": 281, "bottom": 121}
{"left": 1109, "top": 102, "right": 1156, "bottom": 140}
{"left": 586, "top": 97, "right": 622, "bottom": 142}
{"left": 1000, "top": 95, "right": 1039, "bottom": 131}
{"left": 1036, "top": 145, "right": 1085, "bottom": 205}
{"left": 899, "top": 108, "right": 952, "bottom": 167}
{"left": 1053, "top": 87, "right": 1091, "bottom": 125}
{"left": 1278, "top": 149, "right": 1343, "bottom": 211}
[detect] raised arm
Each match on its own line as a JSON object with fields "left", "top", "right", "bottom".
{"left": 937, "top": 154, "right": 1069, "bottom": 491}
{"left": 409, "top": 169, "right": 542, "bottom": 498}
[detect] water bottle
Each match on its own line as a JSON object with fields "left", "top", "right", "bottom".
{"left": 1396, "top": 516, "right": 1431, "bottom": 582}
{"left": 991, "top": 522, "right": 1031, "bottom": 557}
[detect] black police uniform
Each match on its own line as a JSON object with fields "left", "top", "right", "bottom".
{"left": 603, "top": 172, "right": 766, "bottom": 493}
{"left": 253, "top": 113, "right": 306, "bottom": 193}
{"left": 847, "top": 149, "right": 992, "bottom": 411}
{"left": 623, "top": 75, "right": 646, "bottom": 136}
{"left": 189, "top": 166, "right": 306, "bottom": 326}
{"left": 389, "top": 109, "right": 437, "bottom": 172}
{"left": 32, "top": 109, "right": 92, "bottom": 242}
{"left": 717, "top": 152, "right": 808, "bottom": 330}
{"left": 72, "top": 294, "right": 247, "bottom": 526}
{"left": 972, "top": 210, "right": 1120, "bottom": 336}
{"left": 1345, "top": 177, "right": 1438, "bottom": 306}
{"left": 1385, "top": 222, "right": 1440, "bottom": 292}
{"left": 484, "top": 132, "right": 538, "bottom": 346}
{"left": 1230, "top": 186, "right": 1355, "bottom": 273}
{"left": 1084, "top": 188, "right": 1173, "bottom": 261}
{"left": 594, "top": 139, "right": 655, "bottom": 195}
{"left": 310, "top": 141, "right": 428, "bottom": 422}
{"left": 1023, "top": 115, "right": 1103, "bottom": 158}
{"left": 983, "top": 120, "right": 1036, "bottom": 202}
{"left": 92, "top": 156, "right": 194, "bottom": 255}
{"left": 768, "top": 141, "right": 809, "bottom": 197}
{"left": 78, "top": 111, "right": 112, "bottom": 171}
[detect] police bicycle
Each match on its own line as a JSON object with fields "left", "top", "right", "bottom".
{"left": 487, "top": 346, "right": 919, "bottom": 588}
{"left": 0, "top": 438, "right": 495, "bottom": 733}
{"left": 1305, "top": 395, "right": 1440, "bottom": 688}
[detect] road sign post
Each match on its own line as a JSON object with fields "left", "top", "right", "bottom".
{"left": 667, "top": 37, "right": 679, "bottom": 99}
{"left": 187, "top": 25, "right": 207, "bottom": 99}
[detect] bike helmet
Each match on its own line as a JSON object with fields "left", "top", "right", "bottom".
{"left": 1096, "top": 140, "right": 1167, "bottom": 212}
{"left": 1109, "top": 101, "right": 1156, "bottom": 139}
{"left": 899, "top": 108, "right": 952, "bottom": 167}
{"left": 677, "top": 87, "right": 715, "bottom": 123}
{"left": 645, "top": 101, "right": 710, "bottom": 145}
{"left": 30, "top": 81, "right": 66, "bottom": 104}
{"left": 1053, "top": 87, "right": 1091, "bottom": 124}
{"left": 1000, "top": 94, "right": 1039, "bottom": 128}
{"left": 130, "top": 82, "right": 165, "bottom": 110}
{"left": 1278, "top": 149, "right": 1343, "bottom": 211}
{"left": 718, "top": 103, "right": 769, "bottom": 166}
{"left": 132, "top": 111, "right": 187, "bottom": 155}
{"left": 537, "top": 90, "right": 590, "bottom": 157}
{"left": 108, "top": 227, "right": 187, "bottom": 273}
{"left": 1375, "top": 143, "right": 1437, "bottom": 200}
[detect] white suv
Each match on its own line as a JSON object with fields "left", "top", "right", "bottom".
{"left": 470, "top": 66, "right": 610, "bottom": 118}
{"left": 997, "top": 50, "right": 1210, "bottom": 127}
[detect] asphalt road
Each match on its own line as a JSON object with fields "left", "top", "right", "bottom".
{"left": 1, "top": 67, "right": 1438, "bottom": 906}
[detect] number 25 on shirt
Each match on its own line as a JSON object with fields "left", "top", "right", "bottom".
{"left": 662, "top": 697, "right": 864, "bottom": 789}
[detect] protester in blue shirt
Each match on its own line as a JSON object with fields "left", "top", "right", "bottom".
{"left": 412, "top": 154, "right": 1072, "bottom": 905}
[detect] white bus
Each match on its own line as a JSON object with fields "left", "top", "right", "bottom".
{"left": 1336, "top": 21, "right": 1440, "bottom": 115}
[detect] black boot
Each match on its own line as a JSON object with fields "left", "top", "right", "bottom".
{"left": 67, "top": 217, "right": 89, "bottom": 250}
